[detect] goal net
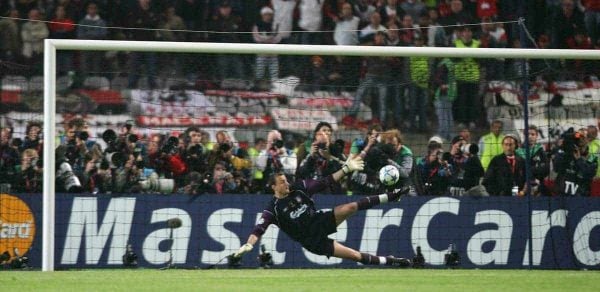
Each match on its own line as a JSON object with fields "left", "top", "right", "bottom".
{"left": 1, "top": 22, "right": 599, "bottom": 271}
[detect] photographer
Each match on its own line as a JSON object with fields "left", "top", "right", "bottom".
{"left": 257, "top": 130, "right": 297, "bottom": 189}
{"left": 20, "top": 121, "right": 43, "bottom": 154}
{"left": 182, "top": 127, "right": 208, "bottom": 175}
{"left": 553, "top": 129, "right": 598, "bottom": 196}
{"left": 483, "top": 135, "right": 526, "bottom": 196}
{"left": 347, "top": 124, "right": 383, "bottom": 194}
{"left": 375, "top": 129, "right": 413, "bottom": 190}
{"left": 14, "top": 149, "right": 43, "bottom": 193}
{"left": 81, "top": 151, "right": 113, "bottom": 194}
{"left": 415, "top": 143, "right": 453, "bottom": 196}
{"left": 515, "top": 125, "right": 550, "bottom": 196}
{"left": 0, "top": 126, "right": 19, "bottom": 192}
{"left": 447, "top": 136, "right": 485, "bottom": 196}
{"left": 297, "top": 122, "right": 346, "bottom": 194}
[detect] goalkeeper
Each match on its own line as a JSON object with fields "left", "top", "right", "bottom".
{"left": 231, "top": 155, "right": 410, "bottom": 267}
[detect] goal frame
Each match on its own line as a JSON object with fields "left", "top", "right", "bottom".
{"left": 42, "top": 39, "right": 600, "bottom": 271}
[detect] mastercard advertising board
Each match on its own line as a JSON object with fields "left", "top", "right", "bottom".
{"left": 0, "top": 194, "right": 36, "bottom": 260}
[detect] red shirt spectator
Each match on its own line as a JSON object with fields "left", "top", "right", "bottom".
{"left": 476, "top": 0, "right": 497, "bottom": 19}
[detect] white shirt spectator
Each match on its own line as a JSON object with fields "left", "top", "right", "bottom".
{"left": 298, "top": 0, "right": 324, "bottom": 32}
{"left": 334, "top": 16, "right": 360, "bottom": 45}
{"left": 272, "top": 0, "right": 296, "bottom": 39}
{"left": 360, "top": 24, "right": 387, "bottom": 38}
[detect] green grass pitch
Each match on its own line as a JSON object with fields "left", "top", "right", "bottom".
{"left": 2, "top": 269, "right": 599, "bottom": 291}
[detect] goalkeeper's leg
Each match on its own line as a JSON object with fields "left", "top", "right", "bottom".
{"left": 332, "top": 241, "right": 410, "bottom": 267}
{"left": 333, "top": 190, "right": 404, "bottom": 226}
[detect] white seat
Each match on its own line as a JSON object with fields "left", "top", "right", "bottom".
{"left": 83, "top": 76, "right": 110, "bottom": 90}
{"left": 1, "top": 75, "right": 28, "bottom": 91}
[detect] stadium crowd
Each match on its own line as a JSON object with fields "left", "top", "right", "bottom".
{"left": 0, "top": 117, "right": 598, "bottom": 196}
{"left": 0, "top": 1, "right": 599, "bottom": 132}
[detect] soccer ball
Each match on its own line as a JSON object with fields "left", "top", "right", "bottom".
{"left": 379, "top": 165, "right": 400, "bottom": 186}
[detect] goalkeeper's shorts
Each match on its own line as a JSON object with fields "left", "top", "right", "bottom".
{"left": 299, "top": 210, "right": 337, "bottom": 257}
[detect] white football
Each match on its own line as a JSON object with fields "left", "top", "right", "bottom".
{"left": 379, "top": 165, "right": 400, "bottom": 186}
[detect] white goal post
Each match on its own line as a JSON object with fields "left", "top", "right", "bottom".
{"left": 42, "top": 39, "right": 600, "bottom": 271}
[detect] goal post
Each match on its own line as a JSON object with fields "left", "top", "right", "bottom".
{"left": 42, "top": 39, "right": 600, "bottom": 271}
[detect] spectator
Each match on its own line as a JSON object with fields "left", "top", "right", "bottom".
{"left": 397, "top": 14, "right": 418, "bottom": 46}
{"left": 515, "top": 125, "right": 550, "bottom": 196}
{"left": 454, "top": 26, "right": 481, "bottom": 130}
{"left": 21, "top": 9, "right": 49, "bottom": 74}
{"left": 550, "top": 0, "right": 586, "bottom": 49}
{"left": 159, "top": 6, "right": 186, "bottom": 42}
{"left": 407, "top": 33, "right": 430, "bottom": 132}
{"left": 426, "top": 8, "right": 448, "bottom": 47}
{"left": 476, "top": 0, "right": 498, "bottom": 20}
{"left": 175, "top": 0, "right": 206, "bottom": 32}
{"left": 77, "top": 2, "right": 108, "bottom": 75}
{"left": 350, "top": 32, "right": 390, "bottom": 124}
{"left": 360, "top": 11, "right": 387, "bottom": 40}
{"left": 446, "top": 135, "right": 484, "bottom": 196}
{"left": 298, "top": 0, "right": 325, "bottom": 45}
{"left": 478, "top": 120, "right": 504, "bottom": 171}
{"left": 297, "top": 122, "right": 345, "bottom": 194}
{"left": 126, "top": 0, "right": 160, "bottom": 89}
{"left": 483, "top": 135, "right": 527, "bottom": 196}
{"left": 479, "top": 16, "right": 507, "bottom": 80}
{"left": 400, "top": 0, "right": 426, "bottom": 24}
{"left": 0, "top": 9, "right": 22, "bottom": 63}
{"left": 553, "top": 129, "right": 598, "bottom": 196}
{"left": 378, "top": 0, "right": 402, "bottom": 25}
{"left": 272, "top": 0, "right": 296, "bottom": 42}
{"left": 583, "top": 0, "right": 600, "bottom": 46}
{"left": 248, "top": 138, "right": 267, "bottom": 193}
{"left": 354, "top": 0, "right": 377, "bottom": 24}
{"left": 334, "top": 3, "right": 360, "bottom": 46}
{"left": 208, "top": 1, "right": 245, "bottom": 80}
{"left": 253, "top": 6, "right": 281, "bottom": 81}
{"left": 432, "top": 55, "right": 456, "bottom": 142}
{"left": 440, "top": 0, "right": 474, "bottom": 41}
{"left": 49, "top": 5, "right": 76, "bottom": 75}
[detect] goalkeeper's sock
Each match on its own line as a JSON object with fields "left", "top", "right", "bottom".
{"left": 357, "top": 192, "right": 399, "bottom": 210}
{"left": 359, "top": 253, "right": 387, "bottom": 265}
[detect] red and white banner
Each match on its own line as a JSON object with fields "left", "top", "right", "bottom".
{"left": 136, "top": 114, "right": 271, "bottom": 127}
{"left": 486, "top": 81, "right": 600, "bottom": 107}
{"left": 270, "top": 108, "right": 337, "bottom": 132}
{"left": 130, "top": 90, "right": 217, "bottom": 116}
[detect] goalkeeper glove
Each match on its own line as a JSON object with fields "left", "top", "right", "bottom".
{"left": 233, "top": 243, "right": 253, "bottom": 258}
{"left": 342, "top": 156, "right": 365, "bottom": 174}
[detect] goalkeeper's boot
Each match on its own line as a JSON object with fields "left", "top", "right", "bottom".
{"left": 387, "top": 256, "right": 411, "bottom": 268}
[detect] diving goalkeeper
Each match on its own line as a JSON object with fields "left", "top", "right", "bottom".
{"left": 231, "top": 156, "right": 411, "bottom": 267}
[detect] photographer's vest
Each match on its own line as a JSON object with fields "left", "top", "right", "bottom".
{"left": 409, "top": 55, "right": 430, "bottom": 88}
{"left": 434, "top": 58, "right": 457, "bottom": 102}
{"left": 589, "top": 138, "right": 600, "bottom": 177}
{"left": 454, "top": 39, "right": 480, "bottom": 82}
{"left": 480, "top": 133, "right": 504, "bottom": 171}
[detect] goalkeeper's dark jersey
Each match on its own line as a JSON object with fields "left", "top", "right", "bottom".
{"left": 251, "top": 176, "right": 334, "bottom": 242}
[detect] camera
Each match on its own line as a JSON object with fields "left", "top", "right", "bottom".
{"left": 561, "top": 128, "right": 585, "bottom": 155}
{"left": 444, "top": 243, "right": 460, "bottom": 267}
{"left": 105, "top": 151, "right": 127, "bottom": 169}
{"left": 272, "top": 139, "right": 284, "bottom": 149}
{"left": 257, "top": 244, "right": 273, "bottom": 268}
{"left": 57, "top": 161, "right": 83, "bottom": 193}
{"left": 161, "top": 136, "right": 179, "bottom": 155}
{"left": 460, "top": 143, "right": 479, "bottom": 155}
{"left": 122, "top": 244, "right": 138, "bottom": 268}
{"left": 75, "top": 131, "right": 89, "bottom": 141}
{"left": 316, "top": 142, "right": 327, "bottom": 150}
{"left": 138, "top": 172, "right": 175, "bottom": 194}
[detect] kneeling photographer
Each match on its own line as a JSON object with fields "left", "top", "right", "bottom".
{"left": 257, "top": 130, "right": 297, "bottom": 189}
{"left": 553, "top": 129, "right": 598, "bottom": 196}
{"left": 447, "top": 136, "right": 484, "bottom": 196}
